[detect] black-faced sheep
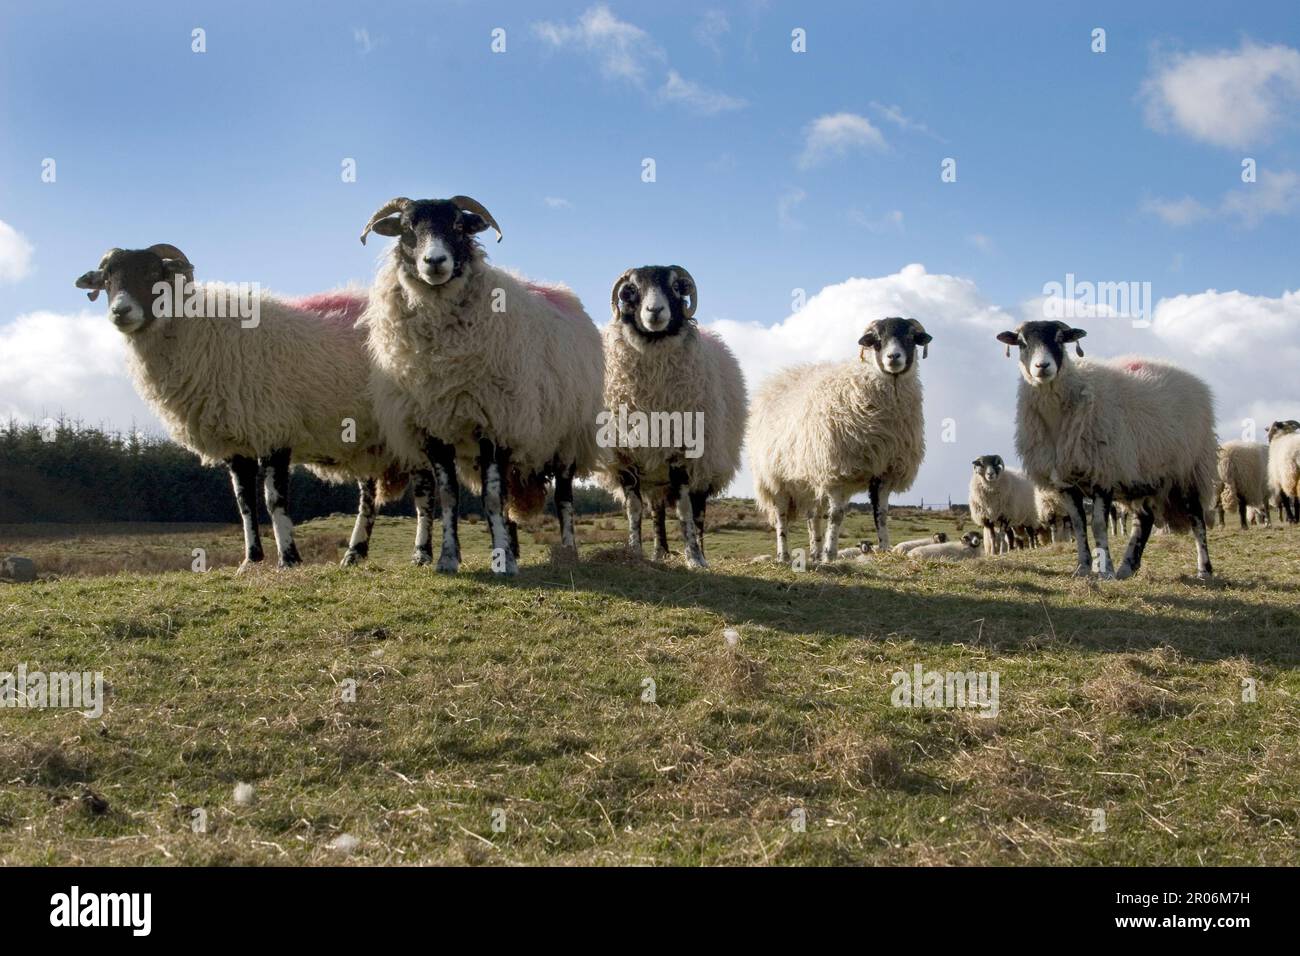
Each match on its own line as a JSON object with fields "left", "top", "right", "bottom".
{"left": 968, "top": 455, "right": 1038, "bottom": 555}
{"left": 358, "top": 196, "right": 603, "bottom": 575}
{"left": 907, "top": 532, "right": 983, "bottom": 562}
{"left": 1216, "top": 440, "right": 1271, "bottom": 529}
{"left": 892, "top": 532, "right": 948, "bottom": 554}
{"left": 74, "top": 244, "right": 403, "bottom": 569}
{"left": 748, "top": 318, "right": 931, "bottom": 561}
{"left": 1267, "top": 420, "right": 1300, "bottom": 524}
{"left": 596, "top": 266, "right": 746, "bottom": 569}
{"left": 996, "top": 321, "right": 1218, "bottom": 580}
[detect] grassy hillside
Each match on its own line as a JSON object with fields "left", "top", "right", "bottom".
{"left": 1, "top": 505, "right": 1297, "bottom": 865}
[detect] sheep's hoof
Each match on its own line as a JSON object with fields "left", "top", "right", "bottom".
{"left": 1115, "top": 563, "right": 1136, "bottom": 580}
{"left": 435, "top": 554, "right": 460, "bottom": 574}
{"left": 1196, "top": 570, "right": 1214, "bottom": 582}
{"left": 685, "top": 552, "right": 709, "bottom": 570}
{"left": 277, "top": 550, "right": 302, "bottom": 570}
{"left": 236, "top": 557, "right": 261, "bottom": 575}
{"left": 1096, "top": 569, "right": 1116, "bottom": 581}
{"left": 412, "top": 550, "right": 433, "bottom": 567}
{"left": 1071, "top": 564, "right": 1091, "bottom": 578}
{"left": 652, "top": 548, "right": 669, "bottom": 562}
{"left": 339, "top": 549, "right": 365, "bottom": 568}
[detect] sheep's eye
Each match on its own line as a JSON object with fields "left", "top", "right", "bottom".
{"left": 619, "top": 285, "right": 638, "bottom": 302}
{"left": 672, "top": 282, "right": 688, "bottom": 296}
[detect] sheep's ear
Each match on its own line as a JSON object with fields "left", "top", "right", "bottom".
{"left": 1058, "top": 326, "right": 1086, "bottom": 356}
{"left": 996, "top": 330, "right": 1018, "bottom": 358}
{"left": 857, "top": 331, "right": 879, "bottom": 349}
{"left": 75, "top": 270, "right": 105, "bottom": 301}
{"left": 971, "top": 459, "right": 981, "bottom": 469}
{"left": 369, "top": 216, "right": 403, "bottom": 238}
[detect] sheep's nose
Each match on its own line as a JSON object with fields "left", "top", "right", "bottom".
{"left": 1034, "top": 360, "right": 1051, "bottom": 370}
{"left": 423, "top": 254, "right": 447, "bottom": 267}
{"left": 647, "top": 305, "right": 664, "bottom": 317}
{"left": 111, "top": 302, "right": 132, "bottom": 316}
{"left": 886, "top": 350, "right": 903, "bottom": 362}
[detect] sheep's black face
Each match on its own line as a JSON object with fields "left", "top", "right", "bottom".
{"left": 612, "top": 266, "right": 698, "bottom": 340}
{"left": 961, "top": 532, "right": 983, "bottom": 549}
{"left": 997, "top": 320, "right": 1086, "bottom": 386}
{"left": 857, "top": 317, "right": 931, "bottom": 375}
{"left": 972, "top": 454, "right": 1004, "bottom": 483}
{"left": 371, "top": 200, "right": 490, "bottom": 287}
{"left": 75, "top": 246, "right": 193, "bottom": 334}
{"left": 1267, "top": 420, "right": 1300, "bottom": 442}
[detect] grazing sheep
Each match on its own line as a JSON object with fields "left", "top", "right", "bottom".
{"left": 74, "top": 245, "right": 403, "bottom": 569}
{"left": 996, "top": 321, "right": 1218, "bottom": 580}
{"left": 1034, "top": 485, "right": 1075, "bottom": 544}
{"left": 968, "top": 455, "right": 1038, "bottom": 555}
{"left": 358, "top": 196, "right": 603, "bottom": 574}
{"left": 892, "top": 532, "right": 948, "bottom": 554}
{"left": 597, "top": 266, "right": 746, "bottom": 569}
{"left": 749, "top": 317, "right": 931, "bottom": 561}
{"left": 908, "top": 532, "right": 983, "bottom": 562}
{"left": 1216, "top": 441, "right": 1271, "bottom": 529}
{"left": 1267, "top": 420, "right": 1300, "bottom": 524}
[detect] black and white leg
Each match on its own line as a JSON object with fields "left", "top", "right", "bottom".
{"left": 869, "top": 478, "right": 890, "bottom": 550}
{"left": 426, "top": 438, "right": 461, "bottom": 573}
{"left": 341, "top": 478, "right": 377, "bottom": 566}
{"left": 1187, "top": 489, "right": 1213, "bottom": 580}
{"left": 1064, "top": 489, "right": 1091, "bottom": 576}
{"left": 823, "top": 489, "right": 847, "bottom": 560}
{"left": 1091, "top": 491, "right": 1114, "bottom": 578}
{"left": 478, "top": 437, "right": 517, "bottom": 576}
{"left": 774, "top": 506, "right": 790, "bottom": 563}
{"left": 410, "top": 468, "right": 435, "bottom": 566}
{"left": 1115, "top": 501, "right": 1155, "bottom": 580}
{"left": 668, "top": 465, "right": 706, "bottom": 569}
{"left": 259, "top": 447, "right": 301, "bottom": 568}
{"left": 690, "top": 489, "right": 708, "bottom": 561}
{"left": 652, "top": 498, "right": 670, "bottom": 561}
{"left": 620, "top": 469, "right": 643, "bottom": 554}
{"left": 554, "top": 463, "right": 577, "bottom": 554}
{"left": 228, "top": 455, "right": 264, "bottom": 569}
{"left": 1236, "top": 496, "right": 1249, "bottom": 530}
{"left": 805, "top": 502, "right": 824, "bottom": 563}
{"left": 982, "top": 520, "right": 997, "bottom": 556}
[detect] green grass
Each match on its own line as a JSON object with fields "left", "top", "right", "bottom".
{"left": 1, "top": 505, "right": 1297, "bottom": 865}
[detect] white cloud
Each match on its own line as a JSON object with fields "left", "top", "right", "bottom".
{"left": 533, "top": 4, "right": 664, "bottom": 86}
{"left": 658, "top": 70, "right": 746, "bottom": 115}
{"left": 0, "top": 310, "right": 159, "bottom": 431}
{"left": 693, "top": 10, "right": 730, "bottom": 56}
{"left": 869, "top": 101, "right": 944, "bottom": 141}
{"left": 1141, "top": 41, "right": 1300, "bottom": 148}
{"left": 353, "top": 27, "right": 378, "bottom": 55}
{"left": 543, "top": 196, "right": 573, "bottom": 209}
{"left": 798, "top": 113, "right": 887, "bottom": 169}
{"left": 0, "top": 220, "right": 34, "bottom": 283}
{"left": 777, "top": 188, "right": 806, "bottom": 230}
{"left": 848, "top": 208, "right": 904, "bottom": 233}
{"left": 967, "top": 233, "right": 995, "bottom": 253}
{"left": 1144, "top": 169, "right": 1299, "bottom": 228}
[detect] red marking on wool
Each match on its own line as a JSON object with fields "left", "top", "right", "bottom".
{"left": 1122, "top": 360, "right": 1146, "bottom": 373}
{"left": 290, "top": 291, "right": 368, "bottom": 325}
{"left": 525, "top": 282, "right": 582, "bottom": 318}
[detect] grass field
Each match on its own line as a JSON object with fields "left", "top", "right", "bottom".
{"left": 1, "top": 504, "right": 1297, "bottom": 865}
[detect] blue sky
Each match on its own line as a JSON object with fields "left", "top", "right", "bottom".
{"left": 2, "top": 1, "right": 1299, "bottom": 502}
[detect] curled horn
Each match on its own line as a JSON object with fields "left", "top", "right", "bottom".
{"left": 669, "top": 266, "right": 698, "bottom": 318}
{"left": 147, "top": 243, "right": 194, "bottom": 280}
{"left": 610, "top": 268, "right": 634, "bottom": 315}
{"left": 450, "top": 195, "right": 503, "bottom": 243}
{"left": 359, "top": 197, "right": 412, "bottom": 245}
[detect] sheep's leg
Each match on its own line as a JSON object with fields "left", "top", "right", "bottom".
{"left": 869, "top": 478, "right": 890, "bottom": 550}
{"left": 982, "top": 521, "right": 997, "bottom": 557}
{"left": 1091, "top": 492, "right": 1114, "bottom": 578}
{"left": 805, "top": 505, "right": 824, "bottom": 563}
{"left": 1236, "top": 497, "right": 1248, "bottom": 530}
{"left": 228, "top": 455, "right": 264, "bottom": 570}
{"left": 823, "top": 490, "right": 847, "bottom": 561}
{"left": 774, "top": 507, "right": 790, "bottom": 563}
{"left": 411, "top": 468, "right": 435, "bottom": 566}
{"left": 341, "top": 478, "right": 377, "bottom": 566}
{"left": 652, "top": 499, "right": 670, "bottom": 561}
{"left": 620, "top": 469, "right": 643, "bottom": 555}
{"left": 1064, "top": 490, "right": 1091, "bottom": 576}
{"left": 554, "top": 464, "right": 577, "bottom": 554}
{"left": 426, "top": 439, "right": 461, "bottom": 573}
{"left": 669, "top": 466, "right": 706, "bottom": 569}
{"left": 690, "top": 490, "right": 708, "bottom": 561}
{"left": 1116, "top": 503, "right": 1156, "bottom": 580}
{"left": 1187, "top": 490, "right": 1213, "bottom": 580}
{"left": 478, "top": 438, "right": 518, "bottom": 576}
{"left": 259, "top": 447, "right": 301, "bottom": 568}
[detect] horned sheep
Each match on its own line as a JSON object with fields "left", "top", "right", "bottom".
{"left": 968, "top": 455, "right": 1038, "bottom": 555}
{"left": 74, "top": 244, "right": 403, "bottom": 570}
{"left": 996, "top": 321, "right": 1218, "bottom": 580}
{"left": 748, "top": 317, "right": 931, "bottom": 562}
{"left": 358, "top": 196, "right": 603, "bottom": 575}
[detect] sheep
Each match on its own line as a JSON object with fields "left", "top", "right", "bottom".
{"left": 995, "top": 321, "right": 1218, "bottom": 580}
{"left": 968, "top": 455, "right": 1038, "bottom": 555}
{"left": 1216, "top": 440, "right": 1271, "bottom": 529}
{"left": 1034, "top": 485, "right": 1075, "bottom": 544}
{"left": 892, "top": 532, "right": 948, "bottom": 554}
{"left": 748, "top": 317, "right": 931, "bottom": 561}
{"left": 358, "top": 196, "right": 603, "bottom": 575}
{"left": 74, "top": 244, "right": 403, "bottom": 570}
{"left": 596, "top": 266, "right": 746, "bottom": 569}
{"left": 1267, "top": 420, "right": 1300, "bottom": 525}
{"left": 908, "top": 532, "right": 983, "bottom": 562}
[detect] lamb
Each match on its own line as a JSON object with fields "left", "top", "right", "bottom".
{"left": 749, "top": 317, "right": 931, "bottom": 561}
{"left": 995, "top": 321, "right": 1218, "bottom": 580}
{"left": 1034, "top": 485, "right": 1075, "bottom": 544}
{"left": 1267, "top": 420, "right": 1300, "bottom": 524}
{"left": 358, "top": 196, "right": 603, "bottom": 575}
{"left": 1216, "top": 441, "right": 1271, "bottom": 529}
{"left": 968, "top": 455, "right": 1038, "bottom": 555}
{"left": 892, "top": 532, "right": 948, "bottom": 554}
{"left": 908, "top": 532, "right": 982, "bottom": 562}
{"left": 596, "top": 266, "right": 746, "bottom": 569}
{"left": 74, "top": 244, "right": 403, "bottom": 570}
